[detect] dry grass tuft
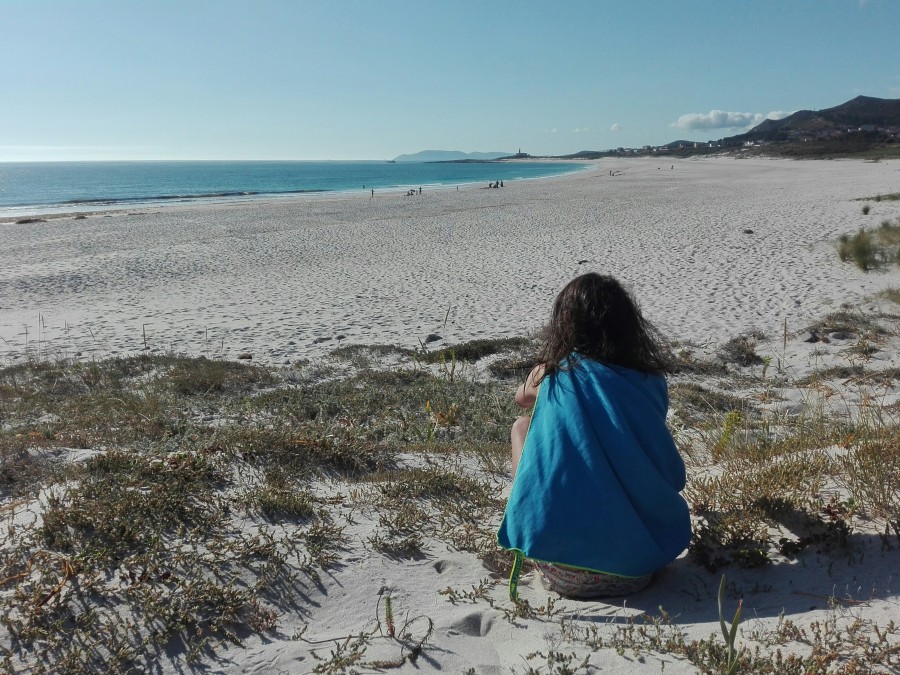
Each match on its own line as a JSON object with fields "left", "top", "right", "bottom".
{"left": 838, "top": 217, "right": 900, "bottom": 271}
{"left": 719, "top": 333, "right": 765, "bottom": 367}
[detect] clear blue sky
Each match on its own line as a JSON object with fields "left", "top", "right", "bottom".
{"left": 2, "top": 0, "right": 898, "bottom": 161}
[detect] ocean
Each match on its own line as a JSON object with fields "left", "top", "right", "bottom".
{"left": 0, "top": 160, "right": 587, "bottom": 217}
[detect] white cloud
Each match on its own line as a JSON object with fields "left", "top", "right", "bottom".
{"left": 542, "top": 127, "right": 559, "bottom": 134}
{"left": 610, "top": 123, "right": 622, "bottom": 132}
{"left": 572, "top": 127, "right": 590, "bottom": 133}
{"left": 672, "top": 109, "right": 793, "bottom": 131}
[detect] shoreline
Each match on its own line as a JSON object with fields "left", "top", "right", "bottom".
{"left": 0, "top": 159, "right": 592, "bottom": 222}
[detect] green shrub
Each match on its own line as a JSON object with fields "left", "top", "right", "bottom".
{"left": 838, "top": 234, "right": 851, "bottom": 262}
{"left": 839, "top": 228, "right": 883, "bottom": 270}
{"left": 878, "top": 219, "right": 900, "bottom": 245}
{"left": 877, "top": 286, "right": 900, "bottom": 304}
{"left": 840, "top": 218, "right": 900, "bottom": 271}
{"left": 852, "top": 228, "right": 879, "bottom": 269}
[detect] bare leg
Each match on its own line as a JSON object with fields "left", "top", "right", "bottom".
{"left": 510, "top": 415, "right": 531, "bottom": 480}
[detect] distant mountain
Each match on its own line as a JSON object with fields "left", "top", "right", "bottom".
{"left": 393, "top": 150, "right": 511, "bottom": 162}
{"left": 558, "top": 150, "right": 606, "bottom": 159}
{"left": 660, "top": 140, "right": 698, "bottom": 149}
{"left": 557, "top": 96, "right": 900, "bottom": 159}
{"left": 725, "top": 96, "right": 900, "bottom": 144}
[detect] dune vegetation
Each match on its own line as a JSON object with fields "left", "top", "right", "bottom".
{"left": 2, "top": 301, "right": 900, "bottom": 672}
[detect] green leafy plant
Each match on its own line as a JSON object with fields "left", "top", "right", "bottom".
{"left": 717, "top": 575, "right": 744, "bottom": 674}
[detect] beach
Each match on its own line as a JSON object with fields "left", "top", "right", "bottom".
{"left": 2, "top": 156, "right": 900, "bottom": 673}
{"left": 2, "top": 156, "right": 898, "bottom": 365}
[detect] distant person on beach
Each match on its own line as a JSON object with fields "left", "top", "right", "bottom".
{"left": 497, "top": 273, "right": 690, "bottom": 599}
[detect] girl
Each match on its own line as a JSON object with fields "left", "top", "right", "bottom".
{"left": 497, "top": 273, "right": 691, "bottom": 599}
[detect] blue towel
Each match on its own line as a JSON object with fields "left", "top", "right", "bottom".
{"left": 497, "top": 356, "right": 691, "bottom": 578}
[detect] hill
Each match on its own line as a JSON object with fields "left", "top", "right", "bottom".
{"left": 725, "top": 95, "right": 900, "bottom": 145}
{"left": 393, "top": 150, "right": 511, "bottom": 162}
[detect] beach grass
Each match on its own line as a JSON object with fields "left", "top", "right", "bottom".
{"left": 719, "top": 333, "right": 765, "bottom": 367}
{"left": 838, "top": 217, "right": 900, "bottom": 271}
{"left": 878, "top": 286, "right": 900, "bottom": 305}
{"left": 2, "top": 317, "right": 900, "bottom": 672}
{"left": 855, "top": 192, "right": 900, "bottom": 202}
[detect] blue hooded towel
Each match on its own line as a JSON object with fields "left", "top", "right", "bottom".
{"left": 497, "top": 357, "right": 691, "bottom": 586}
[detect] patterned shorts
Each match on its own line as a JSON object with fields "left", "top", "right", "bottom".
{"left": 535, "top": 562, "right": 653, "bottom": 599}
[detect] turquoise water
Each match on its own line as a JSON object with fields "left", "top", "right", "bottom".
{"left": 0, "top": 160, "right": 587, "bottom": 216}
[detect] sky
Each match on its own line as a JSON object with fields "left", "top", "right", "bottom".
{"left": 2, "top": 0, "right": 899, "bottom": 161}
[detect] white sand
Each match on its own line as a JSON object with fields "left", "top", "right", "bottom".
{"left": 3, "top": 157, "right": 900, "bottom": 673}
{"left": 3, "top": 156, "right": 899, "bottom": 364}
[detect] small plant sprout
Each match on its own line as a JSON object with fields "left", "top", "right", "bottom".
{"left": 712, "top": 411, "right": 742, "bottom": 461}
{"left": 718, "top": 575, "right": 744, "bottom": 674}
{"left": 423, "top": 399, "right": 437, "bottom": 443}
{"left": 384, "top": 595, "right": 396, "bottom": 638}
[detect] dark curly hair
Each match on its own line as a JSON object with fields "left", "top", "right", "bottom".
{"left": 537, "top": 273, "right": 671, "bottom": 379}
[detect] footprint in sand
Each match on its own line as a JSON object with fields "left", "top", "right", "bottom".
{"left": 448, "top": 611, "right": 497, "bottom": 637}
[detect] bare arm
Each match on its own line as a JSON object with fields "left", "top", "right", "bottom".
{"left": 515, "top": 364, "right": 545, "bottom": 409}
